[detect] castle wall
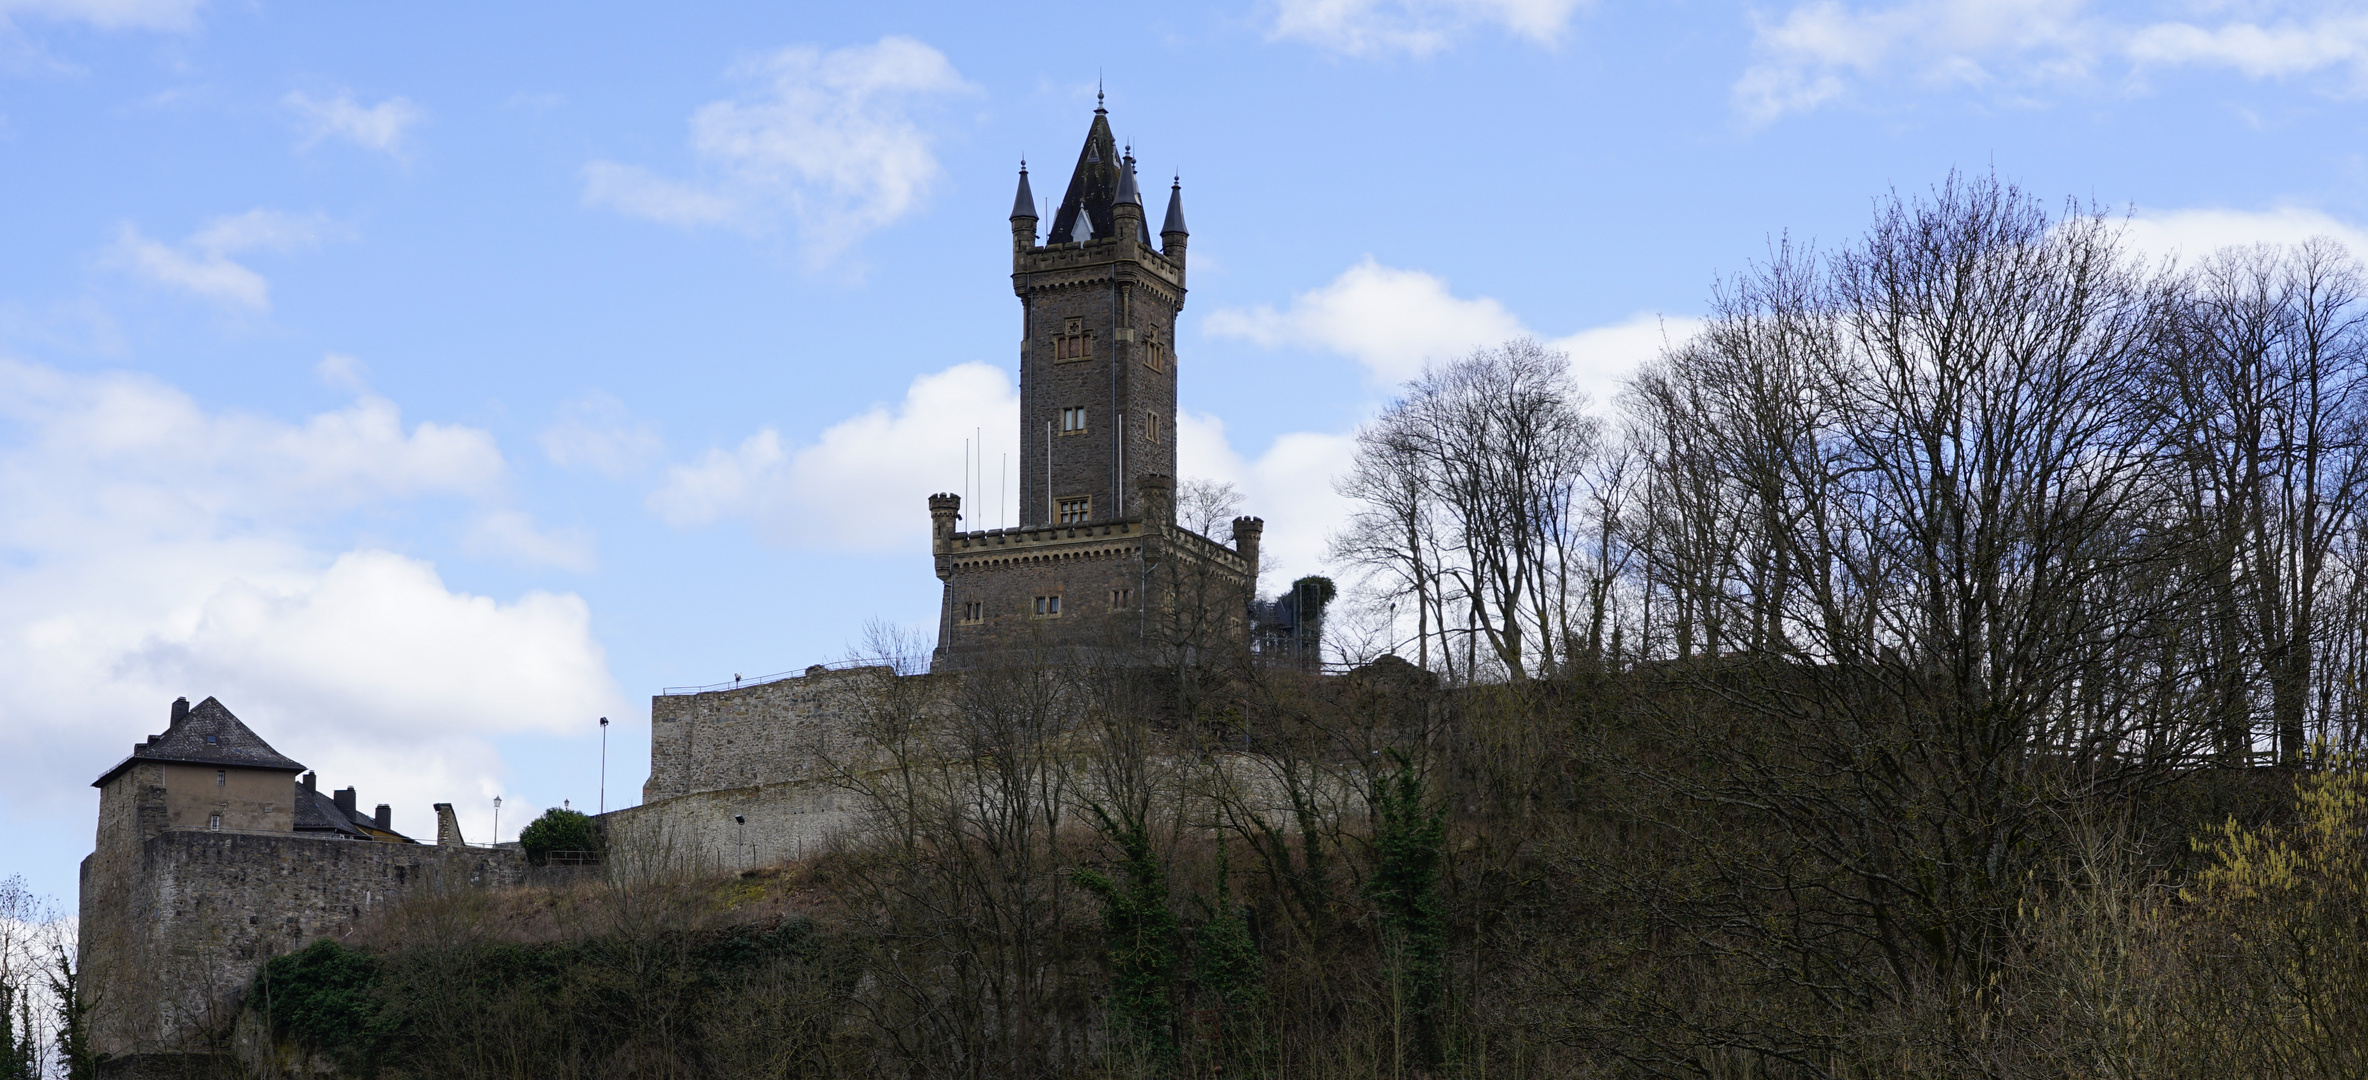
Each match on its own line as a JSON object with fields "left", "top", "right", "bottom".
{"left": 602, "top": 778, "right": 866, "bottom": 877}
{"left": 79, "top": 830, "right": 524, "bottom": 1070}
{"left": 936, "top": 521, "right": 1156, "bottom": 664}
{"left": 643, "top": 666, "right": 896, "bottom": 802}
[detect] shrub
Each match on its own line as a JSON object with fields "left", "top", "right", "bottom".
{"left": 518, "top": 807, "right": 600, "bottom": 865}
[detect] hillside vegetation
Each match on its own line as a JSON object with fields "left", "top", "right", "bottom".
{"left": 239, "top": 173, "right": 2368, "bottom": 1079}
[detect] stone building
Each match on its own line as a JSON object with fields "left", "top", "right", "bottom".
{"left": 931, "top": 101, "right": 1264, "bottom": 669}
{"left": 79, "top": 697, "right": 521, "bottom": 1078}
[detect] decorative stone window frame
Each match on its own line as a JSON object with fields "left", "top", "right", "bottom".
{"left": 1058, "top": 497, "right": 1091, "bottom": 524}
{"left": 1060, "top": 406, "right": 1088, "bottom": 434}
{"left": 1032, "top": 595, "right": 1063, "bottom": 618}
{"left": 1110, "top": 587, "right": 1134, "bottom": 611}
{"left": 959, "top": 601, "right": 986, "bottom": 625}
{"left": 1054, "top": 318, "right": 1094, "bottom": 363}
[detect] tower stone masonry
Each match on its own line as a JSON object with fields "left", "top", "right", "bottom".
{"left": 931, "top": 102, "right": 1261, "bottom": 669}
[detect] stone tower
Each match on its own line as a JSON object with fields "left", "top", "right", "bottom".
{"left": 1011, "top": 97, "right": 1188, "bottom": 526}
{"left": 929, "top": 101, "right": 1260, "bottom": 670}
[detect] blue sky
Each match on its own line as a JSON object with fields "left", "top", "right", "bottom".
{"left": 4, "top": 0, "right": 2366, "bottom": 904}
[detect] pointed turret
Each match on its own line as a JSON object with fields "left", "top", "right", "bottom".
{"left": 1114, "top": 153, "right": 1141, "bottom": 207}
{"left": 1009, "top": 162, "right": 1037, "bottom": 255}
{"left": 1161, "top": 176, "right": 1188, "bottom": 263}
{"left": 1113, "top": 150, "right": 1146, "bottom": 248}
{"left": 1049, "top": 106, "right": 1122, "bottom": 245}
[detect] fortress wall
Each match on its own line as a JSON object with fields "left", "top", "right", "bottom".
{"left": 602, "top": 778, "right": 867, "bottom": 877}
{"left": 81, "top": 832, "right": 524, "bottom": 1070}
{"left": 643, "top": 666, "right": 897, "bottom": 802}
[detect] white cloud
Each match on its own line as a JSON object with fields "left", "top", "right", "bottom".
{"left": 0, "top": 0, "right": 204, "bottom": 32}
{"left": 2120, "top": 205, "right": 2368, "bottom": 266}
{"left": 1735, "top": 0, "right": 2368, "bottom": 121}
{"left": 580, "top": 162, "right": 741, "bottom": 227}
{"left": 464, "top": 510, "right": 597, "bottom": 572}
{"left": 284, "top": 91, "right": 424, "bottom": 158}
{"left": 1176, "top": 411, "right": 1358, "bottom": 588}
{"left": 541, "top": 392, "right": 666, "bottom": 479}
{"left": 2127, "top": 11, "right": 2368, "bottom": 82}
{"left": 1268, "top": 0, "right": 1588, "bottom": 56}
{"left": 103, "top": 210, "right": 336, "bottom": 313}
{"left": 583, "top": 36, "right": 973, "bottom": 256}
{"left": 1205, "top": 257, "right": 1699, "bottom": 399}
{"left": 1203, "top": 258, "right": 1530, "bottom": 384}
{"left": 648, "top": 362, "right": 1019, "bottom": 549}
{"left": 0, "top": 359, "right": 624, "bottom": 844}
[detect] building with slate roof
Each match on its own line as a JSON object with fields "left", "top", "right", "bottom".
{"left": 928, "top": 101, "right": 1264, "bottom": 668}
{"left": 80, "top": 697, "right": 513, "bottom": 1078}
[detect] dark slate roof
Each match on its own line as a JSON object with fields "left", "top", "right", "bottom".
{"left": 1048, "top": 107, "right": 1121, "bottom": 245}
{"left": 292, "top": 781, "right": 419, "bottom": 842}
{"left": 92, "top": 696, "right": 306, "bottom": 787}
{"left": 1010, "top": 164, "right": 1036, "bottom": 221}
{"left": 1114, "top": 155, "right": 1141, "bottom": 207}
{"left": 1162, "top": 178, "right": 1187, "bottom": 236}
{"left": 293, "top": 785, "right": 369, "bottom": 838}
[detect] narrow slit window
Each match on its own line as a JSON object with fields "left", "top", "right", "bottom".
{"left": 1144, "top": 412, "right": 1162, "bottom": 444}
{"left": 1061, "top": 407, "right": 1088, "bottom": 433}
{"left": 216, "top": 769, "right": 225, "bottom": 786}
{"left": 960, "top": 601, "right": 984, "bottom": 624}
{"left": 1033, "top": 595, "right": 1062, "bottom": 617}
{"left": 208, "top": 813, "right": 221, "bottom": 831}
{"left": 1111, "top": 588, "right": 1134, "bottom": 610}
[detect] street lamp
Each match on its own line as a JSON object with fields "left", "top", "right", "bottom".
{"left": 598, "top": 716, "right": 610, "bottom": 816}
{"left": 493, "top": 795, "right": 503, "bottom": 845}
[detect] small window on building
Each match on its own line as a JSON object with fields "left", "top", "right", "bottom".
{"left": 1059, "top": 498, "right": 1091, "bottom": 523}
{"left": 204, "top": 734, "right": 218, "bottom": 744}
{"left": 1055, "top": 318, "right": 1092, "bottom": 361}
{"left": 1061, "top": 406, "right": 1088, "bottom": 433}
{"left": 208, "top": 813, "right": 221, "bottom": 831}
{"left": 1033, "top": 595, "right": 1062, "bottom": 617}
{"left": 960, "top": 601, "right": 984, "bottom": 624}
{"left": 1144, "top": 339, "right": 1166, "bottom": 371}
{"left": 1144, "top": 412, "right": 1162, "bottom": 444}
{"left": 216, "top": 769, "right": 225, "bottom": 786}
{"left": 1111, "top": 588, "right": 1134, "bottom": 610}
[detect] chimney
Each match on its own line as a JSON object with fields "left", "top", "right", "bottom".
{"left": 433, "top": 803, "right": 464, "bottom": 848}
{"left": 333, "top": 787, "right": 357, "bottom": 815}
{"left": 373, "top": 804, "right": 391, "bottom": 832}
{"left": 302, "top": 771, "right": 317, "bottom": 792}
{"left": 170, "top": 697, "right": 189, "bottom": 725}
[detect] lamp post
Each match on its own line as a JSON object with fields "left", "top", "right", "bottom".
{"left": 598, "top": 716, "right": 610, "bottom": 816}
{"left": 493, "top": 795, "right": 502, "bottom": 845}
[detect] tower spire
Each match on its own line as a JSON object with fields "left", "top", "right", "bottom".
{"left": 1049, "top": 102, "right": 1121, "bottom": 245}
{"left": 1010, "top": 159, "right": 1036, "bottom": 221}
{"left": 1161, "top": 176, "right": 1187, "bottom": 237}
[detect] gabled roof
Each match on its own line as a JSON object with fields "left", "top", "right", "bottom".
{"left": 1047, "top": 107, "right": 1122, "bottom": 245}
{"left": 293, "top": 784, "right": 370, "bottom": 838}
{"left": 92, "top": 696, "right": 306, "bottom": 787}
{"left": 291, "top": 783, "right": 417, "bottom": 842}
